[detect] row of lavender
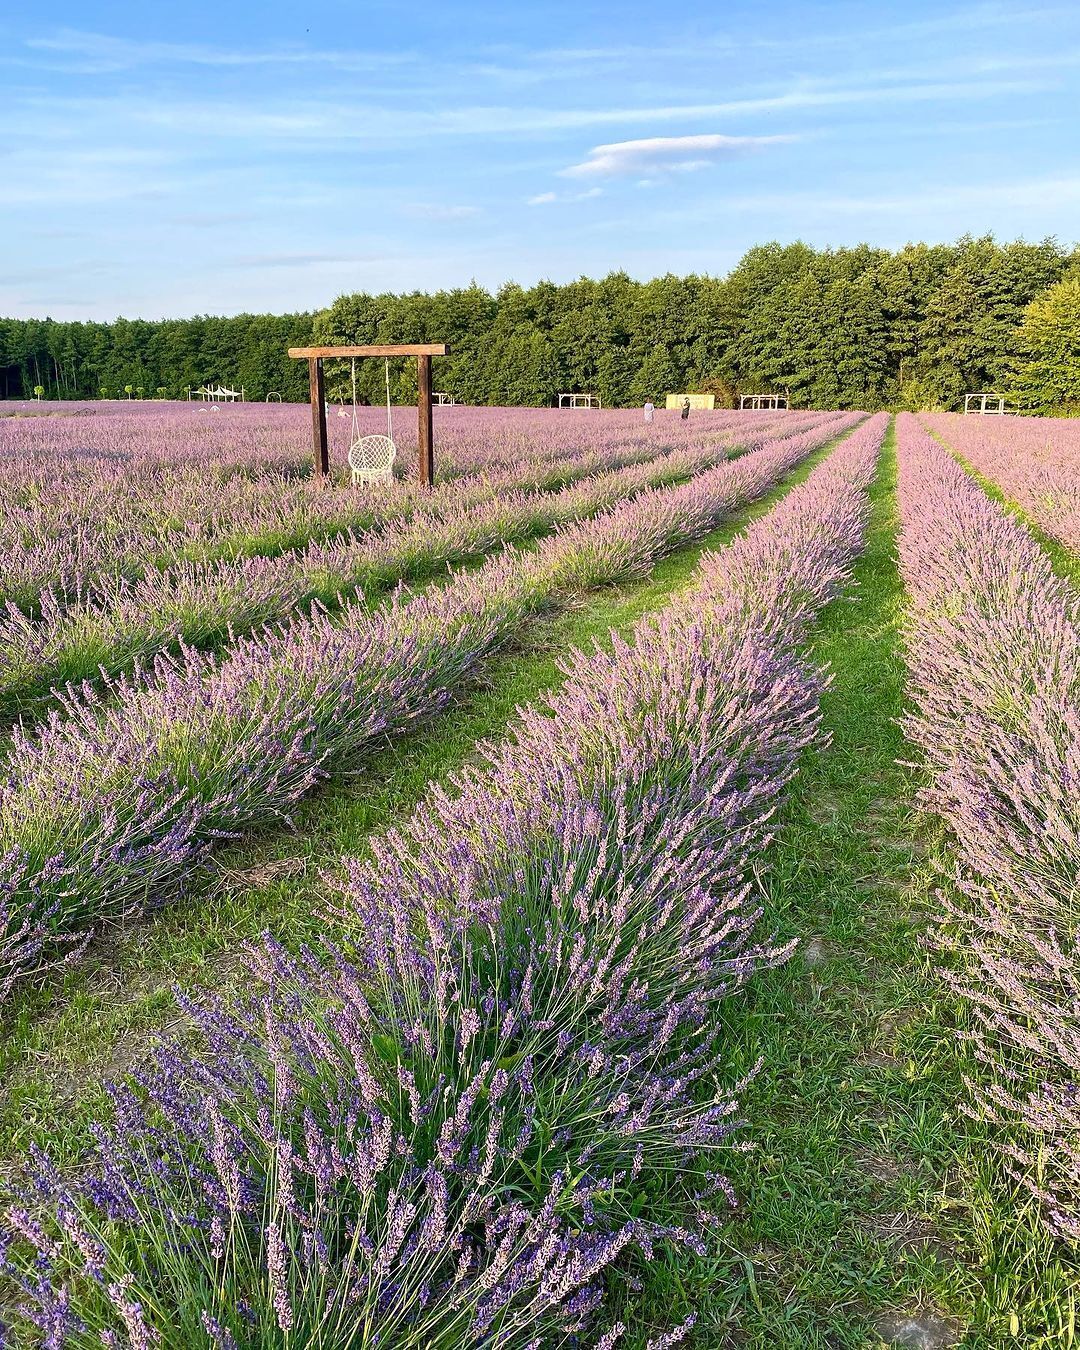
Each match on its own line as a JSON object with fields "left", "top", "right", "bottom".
{"left": 0, "top": 402, "right": 794, "bottom": 485}
{"left": 0, "top": 413, "right": 863, "bottom": 1006}
{"left": 0, "top": 414, "right": 887, "bottom": 1347}
{"left": 0, "top": 409, "right": 814, "bottom": 614}
{"left": 895, "top": 414, "right": 1080, "bottom": 1244}
{"left": 922, "top": 410, "right": 1080, "bottom": 556}
{"left": 0, "top": 413, "right": 856, "bottom": 720}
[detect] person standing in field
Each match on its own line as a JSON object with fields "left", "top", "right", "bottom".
{"left": 643, "top": 400, "right": 655, "bottom": 423}
{"left": 681, "top": 397, "right": 690, "bottom": 420}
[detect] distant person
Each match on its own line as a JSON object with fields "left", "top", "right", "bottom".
{"left": 643, "top": 400, "right": 655, "bottom": 423}
{"left": 681, "top": 397, "right": 691, "bottom": 421}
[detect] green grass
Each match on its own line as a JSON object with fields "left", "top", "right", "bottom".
{"left": 0, "top": 434, "right": 845, "bottom": 1176}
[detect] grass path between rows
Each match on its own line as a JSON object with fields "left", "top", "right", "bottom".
{"left": 625, "top": 422, "right": 998, "bottom": 1348}
{"left": 0, "top": 432, "right": 850, "bottom": 1176}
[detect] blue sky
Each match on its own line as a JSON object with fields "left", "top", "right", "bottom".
{"left": 2, "top": 1, "right": 1079, "bottom": 320}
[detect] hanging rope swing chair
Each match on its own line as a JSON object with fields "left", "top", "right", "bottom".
{"left": 348, "top": 357, "right": 397, "bottom": 486}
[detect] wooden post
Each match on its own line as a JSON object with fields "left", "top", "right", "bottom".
{"left": 417, "top": 353, "right": 434, "bottom": 488}
{"left": 309, "top": 357, "right": 329, "bottom": 478}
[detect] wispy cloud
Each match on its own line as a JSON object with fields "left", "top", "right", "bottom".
{"left": 167, "top": 211, "right": 259, "bottom": 228}
{"left": 224, "top": 252, "right": 384, "bottom": 270}
{"left": 527, "top": 187, "right": 603, "bottom": 205}
{"left": 559, "top": 133, "right": 796, "bottom": 179}
{"left": 8, "top": 70, "right": 1052, "bottom": 157}
{"left": 403, "top": 203, "right": 482, "bottom": 220}
{"left": 25, "top": 28, "right": 417, "bottom": 73}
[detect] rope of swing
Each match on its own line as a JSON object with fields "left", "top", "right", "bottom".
{"left": 349, "top": 357, "right": 394, "bottom": 443}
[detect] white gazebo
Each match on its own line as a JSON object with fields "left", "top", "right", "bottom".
{"left": 189, "top": 384, "right": 244, "bottom": 402}
{"left": 963, "top": 392, "right": 1008, "bottom": 415}
{"left": 434, "top": 392, "right": 456, "bottom": 406}
{"left": 558, "top": 392, "right": 602, "bottom": 409}
{"left": 739, "top": 393, "right": 789, "bottom": 411}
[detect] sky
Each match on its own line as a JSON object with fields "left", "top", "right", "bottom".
{"left": 2, "top": 0, "right": 1079, "bottom": 321}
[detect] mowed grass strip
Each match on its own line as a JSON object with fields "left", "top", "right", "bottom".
{"left": 0, "top": 433, "right": 849, "bottom": 1176}
{"left": 619, "top": 422, "right": 996, "bottom": 1348}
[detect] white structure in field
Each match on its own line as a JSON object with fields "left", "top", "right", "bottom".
{"left": 434, "top": 391, "right": 456, "bottom": 406}
{"left": 963, "top": 392, "right": 1009, "bottom": 414}
{"left": 739, "top": 393, "right": 788, "bottom": 411}
{"left": 265, "top": 391, "right": 283, "bottom": 403}
{"left": 190, "top": 384, "right": 244, "bottom": 402}
{"left": 558, "top": 392, "right": 602, "bottom": 408}
{"left": 348, "top": 434, "right": 396, "bottom": 486}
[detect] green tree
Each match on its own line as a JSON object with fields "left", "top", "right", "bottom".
{"left": 1010, "top": 271, "right": 1080, "bottom": 414}
{"left": 918, "top": 235, "right": 1069, "bottom": 407}
{"left": 627, "top": 343, "right": 680, "bottom": 405}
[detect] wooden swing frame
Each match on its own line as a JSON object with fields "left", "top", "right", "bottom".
{"left": 288, "top": 343, "right": 449, "bottom": 486}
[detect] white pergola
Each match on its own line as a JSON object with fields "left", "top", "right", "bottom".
{"left": 740, "top": 393, "right": 789, "bottom": 411}
{"left": 189, "top": 384, "right": 244, "bottom": 402}
{"left": 434, "top": 392, "right": 456, "bottom": 406}
{"left": 964, "top": 392, "right": 1008, "bottom": 415}
{"left": 558, "top": 392, "right": 602, "bottom": 409}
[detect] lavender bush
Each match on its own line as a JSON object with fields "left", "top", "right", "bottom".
{"left": 923, "top": 409, "right": 1080, "bottom": 556}
{"left": 0, "top": 415, "right": 886, "bottom": 1347}
{"left": 895, "top": 413, "right": 1080, "bottom": 1243}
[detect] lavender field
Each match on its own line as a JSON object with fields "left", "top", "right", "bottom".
{"left": 1, "top": 403, "right": 1079, "bottom": 1347}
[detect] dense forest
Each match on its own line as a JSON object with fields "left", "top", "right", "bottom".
{"left": 3, "top": 235, "right": 1078, "bottom": 412}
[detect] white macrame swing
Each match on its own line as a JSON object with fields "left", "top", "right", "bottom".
{"left": 348, "top": 357, "right": 397, "bottom": 486}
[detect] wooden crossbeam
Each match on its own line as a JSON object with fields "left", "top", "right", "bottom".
{"left": 288, "top": 344, "right": 449, "bottom": 359}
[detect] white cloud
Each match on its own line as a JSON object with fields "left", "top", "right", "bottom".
{"left": 527, "top": 187, "right": 603, "bottom": 205}
{"left": 559, "top": 133, "right": 796, "bottom": 179}
{"left": 224, "top": 252, "right": 384, "bottom": 270}
{"left": 25, "top": 28, "right": 417, "bottom": 73}
{"left": 403, "top": 203, "right": 482, "bottom": 220}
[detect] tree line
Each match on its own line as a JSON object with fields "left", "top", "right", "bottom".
{"left": 3, "top": 235, "right": 1078, "bottom": 413}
